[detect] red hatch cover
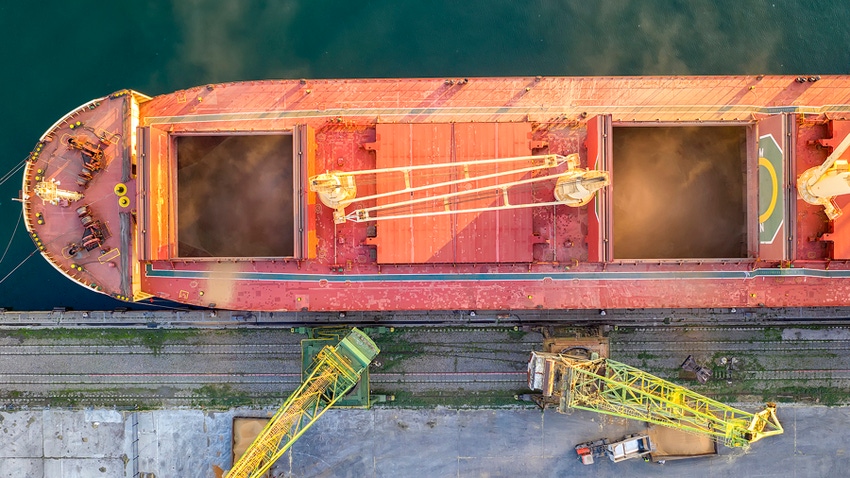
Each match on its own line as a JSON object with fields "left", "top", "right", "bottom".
{"left": 367, "top": 123, "right": 534, "bottom": 264}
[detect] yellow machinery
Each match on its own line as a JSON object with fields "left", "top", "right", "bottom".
{"left": 309, "top": 153, "right": 609, "bottom": 224}
{"left": 225, "top": 328, "right": 379, "bottom": 478}
{"left": 527, "top": 352, "right": 783, "bottom": 448}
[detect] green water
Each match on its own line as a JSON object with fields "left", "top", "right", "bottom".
{"left": 1, "top": 1, "right": 848, "bottom": 310}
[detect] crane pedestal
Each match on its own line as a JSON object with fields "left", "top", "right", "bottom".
{"left": 226, "top": 328, "right": 380, "bottom": 478}
{"left": 300, "top": 328, "right": 373, "bottom": 408}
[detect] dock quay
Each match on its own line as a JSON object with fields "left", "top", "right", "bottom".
{"left": 5, "top": 306, "right": 850, "bottom": 329}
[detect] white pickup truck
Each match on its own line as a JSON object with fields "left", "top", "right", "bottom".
{"left": 575, "top": 426, "right": 718, "bottom": 465}
{"left": 575, "top": 434, "right": 654, "bottom": 465}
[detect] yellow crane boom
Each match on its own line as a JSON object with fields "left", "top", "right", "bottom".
{"left": 528, "top": 352, "right": 783, "bottom": 448}
{"left": 225, "top": 328, "right": 379, "bottom": 478}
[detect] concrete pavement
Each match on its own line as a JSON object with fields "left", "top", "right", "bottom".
{"left": 0, "top": 405, "right": 846, "bottom": 477}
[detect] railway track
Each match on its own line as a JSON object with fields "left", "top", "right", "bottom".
{"left": 0, "top": 343, "right": 303, "bottom": 355}
{"left": 1, "top": 323, "right": 849, "bottom": 408}
{"left": 0, "top": 372, "right": 303, "bottom": 385}
{"left": 613, "top": 340, "right": 850, "bottom": 353}
{"left": 0, "top": 328, "right": 538, "bottom": 408}
{"left": 371, "top": 372, "right": 525, "bottom": 385}
{"left": 608, "top": 325, "right": 850, "bottom": 404}
{"left": 0, "top": 371, "right": 526, "bottom": 386}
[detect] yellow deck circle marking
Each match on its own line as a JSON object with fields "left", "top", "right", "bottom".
{"left": 758, "top": 157, "right": 778, "bottom": 224}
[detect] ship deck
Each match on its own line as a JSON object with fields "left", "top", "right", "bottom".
{"left": 21, "top": 76, "right": 850, "bottom": 311}
{"left": 20, "top": 92, "right": 137, "bottom": 300}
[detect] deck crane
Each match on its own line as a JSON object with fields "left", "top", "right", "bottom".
{"left": 527, "top": 352, "right": 783, "bottom": 448}
{"left": 224, "top": 328, "right": 380, "bottom": 478}
{"left": 798, "top": 130, "right": 850, "bottom": 219}
{"left": 310, "top": 153, "right": 609, "bottom": 224}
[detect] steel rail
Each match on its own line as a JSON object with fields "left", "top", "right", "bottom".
{"left": 0, "top": 343, "right": 303, "bottom": 355}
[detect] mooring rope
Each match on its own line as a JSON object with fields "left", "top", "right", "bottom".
{"left": 0, "top": 247, "right": 38, "bottom": 287}
{"left": 0, "top": 160, "right": 26, "bottom": 187}
{"left": 0, "top": 210, "right": 22, "bottom": 266}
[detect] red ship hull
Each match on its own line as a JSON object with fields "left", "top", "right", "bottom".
{"left": 20, "top": 76, "right": 850, "bottom": 311}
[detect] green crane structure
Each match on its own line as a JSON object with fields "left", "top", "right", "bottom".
{"left": 528, "top": 351, "right": 783, "bottom": 448}
{"left": 226, "top": 328, "right": 380, "bottom": 478}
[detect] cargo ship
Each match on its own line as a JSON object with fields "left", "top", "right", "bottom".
{"left": 18, "top": 76, "right": 850, "bottom": 311}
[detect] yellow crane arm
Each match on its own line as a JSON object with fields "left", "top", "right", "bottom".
{"left": 528, "top": 352, "right": 783, "bottom": 448}
{"left": 225, "top": 329, "right": 379, "bottom": 478}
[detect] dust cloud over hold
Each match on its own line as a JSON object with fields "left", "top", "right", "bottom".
{"left": 169, "top": 2, "right": 308, "bottom": 83}
{"left": 177, "top": 135, "right": 294, "bottom": 258}
{"left": 529, "top": 1, "right": 784, "bottom": 76}
{"left": 612, "top": 126, "right": 747, "bottom": 260}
